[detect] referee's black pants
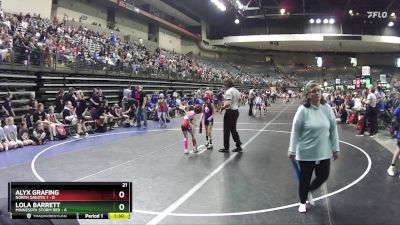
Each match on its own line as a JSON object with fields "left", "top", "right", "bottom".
{"left": 224, "top": 109, "right": 242, "bottom": 149}
{"left": 248, "top": 100, "right": 254, "bottom": 116}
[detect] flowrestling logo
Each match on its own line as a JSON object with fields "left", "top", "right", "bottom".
{"left": 367, "top": 11, "right": 388, "bottom": 18}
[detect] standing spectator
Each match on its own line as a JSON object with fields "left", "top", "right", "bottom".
{"left": 248, "top": 87, "right": 255, "bottom": 116}
{"left": 122, "top": 84, "right": 132, "bottom": 111}
{"left": 288, "top": 80, "right": 339, "bottom": 213}
{"left": 27, "top": 92, "right": 37, "bottom": 114}
{"left": 2, "top": 92, "right": 15, "bottom": 118}
{"left": 219, "top": 78, "right": 242, "bottom": 153}
{"left": 98, "top": 89, "right": 106, "bottom": 103}
{"left": 136, "top": 86, "right": 147, "bottom": 128}
{"left": 75, "top": 92, "right": 89, "bottom": 138}
{"left": 54, "top": 89, "right": 65, "bottom": 113}
{"left": 63, "top": 87, "right": 77, "bottom": 108}
{"left": 387, "top": 103, "right": 400, "bottom": 177}
{"left": 357, "top": 86, "right": 377, "bottom": 137}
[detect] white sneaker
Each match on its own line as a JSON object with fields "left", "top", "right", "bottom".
{"left": 184, "top": 150, "right": 189, "bottom": 154}
{"left": 308, "top": 192, "right": 315, "bottom": 206}
{"left": 74, "top": 134, "right": 80, "bottom": 139}
{"left": 85, "top": 133, "right": 89, "bottom": 138}
{"left": 113, "top": 124, "right": 119, "bottom": 128}
{"left": 387, "top": 165, "right": 396, "bottom": 177}
{"left": 192, "top": 148, "right": 199, "bottom": 153}
{"left": 298, "top": 203, "right": 306, "bottom": 213}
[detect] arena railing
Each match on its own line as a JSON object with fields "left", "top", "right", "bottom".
{"left": 0, "top": 47, "right": 277, "bottom": 89}
{"left": 0, "top": 47, "right": 233, "bottom": 85}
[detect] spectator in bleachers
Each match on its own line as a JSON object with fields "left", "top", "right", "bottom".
{"left": 33, "top": 103, "right": 52, "bottom": 136}
{"left": 111, "top": 103, "right": 128, "bottom": 127}
{"left": 62, "top": 101, "right": 77, "bottom": 127}
{"left": 32, "top": 122, "right": 46, "bottom": 145}
{"left": 18, "top": 121, "right": 34, "bottom": 146}
{"left": 27, "top": 92, "right": 37, "bottom": 114}
{"left": 2, "top": 92, "right": 15, "bottom": 118}
{"left": 47, "top": 106, "right": 64, "bottom": 141}
{"left": 55, "top": 89, "right": 65, "bottom": 114}
{"left": 104, "top": 100, "right": 115, "bottom": 130}
{"left": 98, "top": 88, "right": 106, "bottom": 102}
{"left": 90, "top": 88, "right": 100, "bottom": 109}
{"left": 4, "top": 117, "right": 23, "bottom": 149}
{"left": 63, "top": 87, "right": 77, "bottom": 108}
{"left": 43, "top": 46, "right": 51, "bottom": 67}
{"left": 0, "top": 124, "right": 9, "bottom": 151}
{"left": 123, "top": 102, "right": 136, "bottom": 127}
{"left": 96, "top": 100, "right": 109, "bottom": 130}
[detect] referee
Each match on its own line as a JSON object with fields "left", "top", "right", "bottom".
{"left": 219, "top": 78, "right": 243, "bottom": 153}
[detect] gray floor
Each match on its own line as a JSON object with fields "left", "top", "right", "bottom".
{"left": 1, "top": 99, "right": 399, "bottom": 225}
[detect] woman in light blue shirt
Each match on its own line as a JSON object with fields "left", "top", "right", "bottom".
{"left": 288, "top": 80, "right": 340, "bottom": 213}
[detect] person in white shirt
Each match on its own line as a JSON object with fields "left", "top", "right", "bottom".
{"left": 219, "top": 78, "right": 242, "bottom": 153}
{"left": 357, "top": 86, "right": 377, "bottom": 136}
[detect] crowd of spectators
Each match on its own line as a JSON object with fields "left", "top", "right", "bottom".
{"left": 0, "top": 10, "right": 309, "bottom": 87}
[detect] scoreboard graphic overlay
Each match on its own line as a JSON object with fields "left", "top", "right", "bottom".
{"left": 8, "top": 182, "right": 132, "bottom": 220}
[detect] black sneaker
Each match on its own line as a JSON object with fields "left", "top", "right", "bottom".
{"left": 218, "top": 148, "right": 229, "bottom": 152}
{"left": 232, "top": 147, "right": 243, "bottom": 152}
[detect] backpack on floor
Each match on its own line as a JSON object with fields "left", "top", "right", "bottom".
{"left": 348, "top": 112, "right": 358, "bottom": 124}
{"left": 95, "top": 119, "right": 107, "bottom": 132}
{"left": 356, "top": 116, "right": 364, "bottom": 130}
{"left": 56, "top": 125, "right": 67, "bottom": 140}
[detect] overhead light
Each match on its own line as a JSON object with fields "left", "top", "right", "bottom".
{"left": 396, "top": 58, "right": 400, "bottom": 67}
{"left": 236, "top": 0, "right": 244, "bottom": 9}
{"left": 329, "top": 18, "right": 335, "bottom": 24}
{"left": 210, "top": 0, "right": 226, "bottom": 11}
{"left": 280, "top": 8, "right": 286, "bottom": 15}
{"left": 349, "top": 10, "right": 353, "bottom": 15}
{"left": 323, "top": 18, "right": 328, "bottom": 24}
{"left": 234, "top": 18, "right": 240, "bottom": 24}
{"left": 388, "top": 21, "right": 394, "bottom": 26}
{"left": 309, "top": 18, "right": 315, "bottom": 24}
{"left": 316, "top": 18, "right": 321, "bottom": 24}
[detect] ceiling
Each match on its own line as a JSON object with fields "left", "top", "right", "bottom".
{"left": 225, "top": 40, "right": 400, "bottom": 53}
{"left": 162, "top": 0, "right": 400, "bottom": 25}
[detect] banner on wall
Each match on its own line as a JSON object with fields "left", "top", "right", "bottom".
{"left": 362, "top": 66, "right": 370, "bottom": 76}
{"left": 356, "top": 78, "right": 361, "bottom": 89}
{"left": 380, "top": 74, "right": 387, "bottom": 83}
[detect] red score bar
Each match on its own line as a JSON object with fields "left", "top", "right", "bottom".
{"left": 28, "top": 189, "right": 130, "bottom": 201}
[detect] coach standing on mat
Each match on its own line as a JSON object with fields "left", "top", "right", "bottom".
{"left": 219, "top": 78, "right": 242, "bottom": 153}
{"left": 288, "top": 80, "right": 339, "bottom": 213}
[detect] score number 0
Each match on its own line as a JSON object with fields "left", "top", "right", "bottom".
{"left": 119, "top": 183, "right": 128, "bottom": 211}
